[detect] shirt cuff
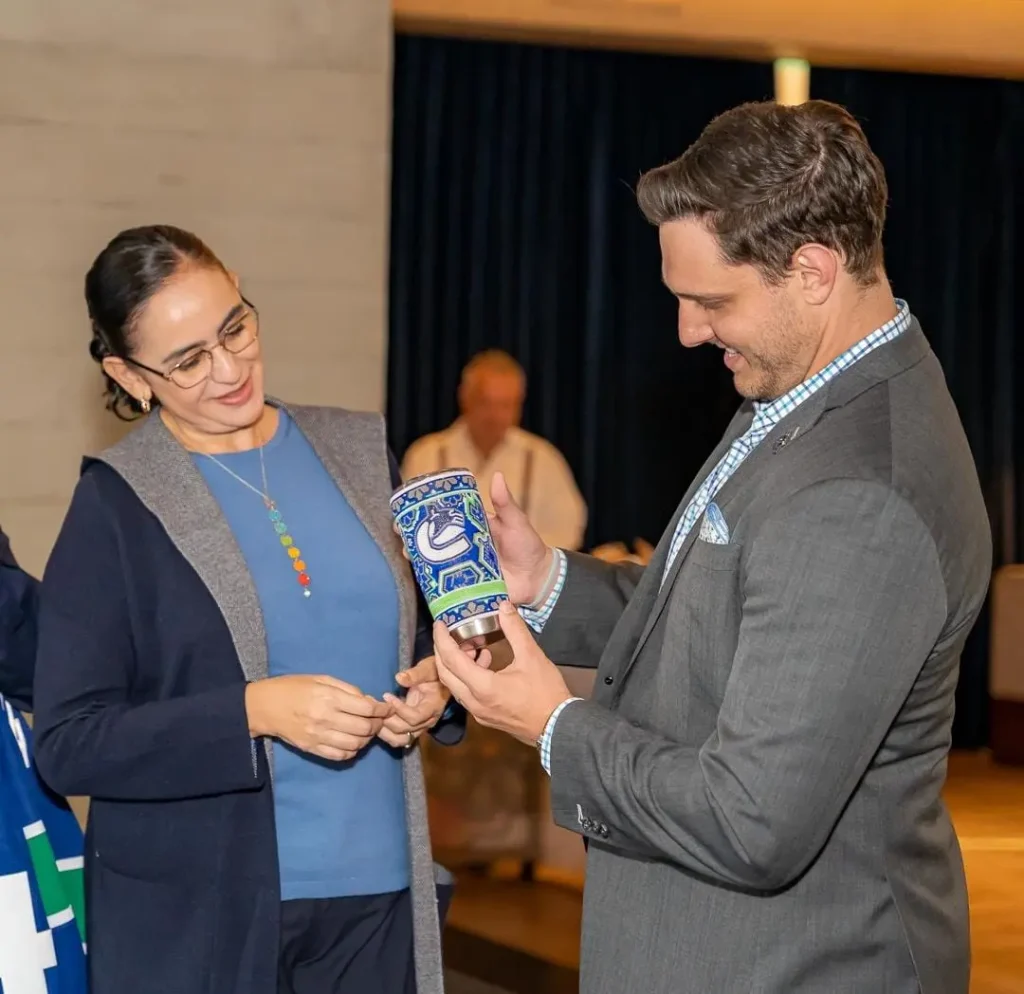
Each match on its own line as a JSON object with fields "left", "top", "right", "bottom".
{"left": 519, "top": 549, "right": 568, "bottom": 634}
{"left": 538, "top": 697, "right": 582, "bottom": 774}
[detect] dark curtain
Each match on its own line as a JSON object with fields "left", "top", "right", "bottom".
{"left": 387, "top": 34, "right": 1024, "bottom": 746}
{"left": 810, "top": 68, "right": 1024, "bottom": 746}
{"left": 388, "top": 36, "right": 772, "bottom": 546}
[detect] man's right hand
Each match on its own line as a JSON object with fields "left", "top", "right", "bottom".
{"left": 245, "top": 675, "right": 393, "bottom": 763}
{"left": 488, "top": 471, "right": 555, "bottom": 606}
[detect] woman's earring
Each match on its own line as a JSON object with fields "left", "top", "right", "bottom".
{"left": 140, "top": 397, "right": 151, "bottom": 414}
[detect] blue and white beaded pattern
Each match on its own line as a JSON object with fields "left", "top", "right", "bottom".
{"left": 390, "top": 469, "right": 509, "bottom": 630}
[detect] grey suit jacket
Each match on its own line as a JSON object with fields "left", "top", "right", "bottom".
{"left": 540, "top": 321, "right": 991, "bottom": 994}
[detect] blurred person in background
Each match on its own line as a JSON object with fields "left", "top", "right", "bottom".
{"left": 401, "top": 349, "right": 587, "bottom": 550}
{"left": 0, "top": 527, "right": 87, "bottom": 993}
{"left": 32, "top": 225, "right": 462, "bottom": 994}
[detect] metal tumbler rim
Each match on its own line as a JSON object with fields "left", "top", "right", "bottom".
{"left": 390, "top": 467, "right": 477, "bottom": 502}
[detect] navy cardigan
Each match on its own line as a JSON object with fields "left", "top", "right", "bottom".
{"left": 33, "top": 460, "right": 462, "bottom": 994}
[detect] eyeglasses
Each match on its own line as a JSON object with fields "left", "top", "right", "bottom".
{"left": 127, "top": 297, "right": 260, "bottom": 389}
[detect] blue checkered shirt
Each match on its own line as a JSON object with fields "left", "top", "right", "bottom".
{"left": 527, "top": 301, "right": 911, "bottom": 772}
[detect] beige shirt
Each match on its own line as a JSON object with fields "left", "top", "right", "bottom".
{"left": 400, "top": 420, "right": 587, "bottom": 550}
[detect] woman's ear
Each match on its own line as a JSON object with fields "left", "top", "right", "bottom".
{"left": 102, "top": 356, "right": 151, "bottom": 407}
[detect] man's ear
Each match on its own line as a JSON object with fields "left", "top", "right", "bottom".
{"left": 791, "top": 243, "right": 839, "bottom": 305}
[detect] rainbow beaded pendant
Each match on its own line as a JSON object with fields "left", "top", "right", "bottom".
{"left": 265, "top": 498, "right": 311, "bottom": 597}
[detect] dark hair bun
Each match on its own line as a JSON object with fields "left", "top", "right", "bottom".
{"left": 88, "top": 335, "right": 108, "bottom": 364}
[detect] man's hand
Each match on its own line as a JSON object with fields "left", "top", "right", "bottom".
{"left": 432, "top": 601, "right": 572, "bottom": 745}
{"left": 377, "top": 656, "right": 451, "bottom": 749}
{"left": 487, "top": 472, "right": 555, "bottom": 606}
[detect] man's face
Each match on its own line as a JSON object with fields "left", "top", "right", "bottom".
{"left": 659, "top": 219, "right": 820, "bottom": 401}
{"left": 460, "top": 370, "right": 524, "bottom": 454}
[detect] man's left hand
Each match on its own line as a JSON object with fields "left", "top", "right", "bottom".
{"left": 378, "top": 656, "right": 450, "bottom": 749}
{"left": 433, "top": 601, "right": 572, "bottom": 746}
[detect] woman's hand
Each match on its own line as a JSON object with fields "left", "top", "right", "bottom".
{"left": 378, "top": 656, "right": 452, "bottom": 749}
{"left": 245, "top": 674, "right": 393, "bottom": 762}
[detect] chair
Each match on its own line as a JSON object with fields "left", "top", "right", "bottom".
{"left": 990, "top": 565, "right": 1024, "bottom": 765}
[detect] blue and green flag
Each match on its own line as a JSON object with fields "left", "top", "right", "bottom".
{"left": 0, "top": 695, "right": 87, "bottom": 993}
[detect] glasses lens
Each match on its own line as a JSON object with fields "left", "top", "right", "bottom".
{"left": 223, "top": 309, "right": 259, "bottom": 354}
{"left": 166, "top": 306, "right": 258, "bottom": 387}
{"left": 169, "top": 351, "right": 213, "bottom": 389}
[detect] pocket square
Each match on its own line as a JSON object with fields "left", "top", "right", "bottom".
{"left": 699, "top": 502, "right": 730, "bottom": 545}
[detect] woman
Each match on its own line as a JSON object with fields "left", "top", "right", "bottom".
{"left": 32, "top": 225, "right": 463, "bottom": 994}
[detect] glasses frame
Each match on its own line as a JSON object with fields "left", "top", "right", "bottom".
{"left": 126, "top": 296, "right": 260, "bottom": 389}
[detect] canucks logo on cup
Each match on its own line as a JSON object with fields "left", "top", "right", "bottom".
{"left": 414, "top": 505, "right": 471, "bottom": 564}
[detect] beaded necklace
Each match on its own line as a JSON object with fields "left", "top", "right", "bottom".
{"left": 204, "top": 442, "right": 312, "bottom": 598}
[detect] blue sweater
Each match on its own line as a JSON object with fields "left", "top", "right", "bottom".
{"left": 196, "top": 413, "right": 409, "bottom": 899}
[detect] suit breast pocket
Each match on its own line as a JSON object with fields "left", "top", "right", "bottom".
{"left": 665, "top": 540, "right": 744, "bottom": 716}
{"left": 685, "top": 539, "right": 743, "bottom": 572}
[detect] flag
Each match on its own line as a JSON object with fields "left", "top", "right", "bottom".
{"left": 0, "top": 695, "right": 87, "bottom": 993}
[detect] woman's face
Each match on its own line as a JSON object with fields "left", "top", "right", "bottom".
{"left": 106, "top": 264, "right": 266, "bottom": 437}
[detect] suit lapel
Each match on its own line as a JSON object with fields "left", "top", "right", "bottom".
{"left": 600, "top": 403, "right": 753, "bottom": 690}
{"left": 710, "top": 388, "right": 830, "bottom": 520}
{"left": 701, "top": 322, "right": 929, "bottom": 533}
{"left": 617, "top": 388, "right": 832, "bottom": 688}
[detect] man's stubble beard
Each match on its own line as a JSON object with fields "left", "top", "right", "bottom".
{"left": 735, "top": 302, "right": 810, "bottom": 402}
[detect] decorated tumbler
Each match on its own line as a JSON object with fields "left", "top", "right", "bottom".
{"left": 390, "top": 468, "right": 510, "bottom": 644}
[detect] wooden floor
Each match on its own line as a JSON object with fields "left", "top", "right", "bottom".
{"left": 946, "top": 752, "right": 1024, "bottom": 993}
{"left": 447, "top": 751, "right": 1024, "bottom": 993}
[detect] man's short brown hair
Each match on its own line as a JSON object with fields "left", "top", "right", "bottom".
{"left": 636, "top": 100, "right": 888, "bottom": 286}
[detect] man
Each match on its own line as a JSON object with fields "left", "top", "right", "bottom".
{"left": 432, "top": 100, "right": 991, "bottom": 994}
{"left": 0, "top": 527, "right": 88, "bottom": 992}
{"left": 402, "top": 349, "right": 587, "bottom": 550}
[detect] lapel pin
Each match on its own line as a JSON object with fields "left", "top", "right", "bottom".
{"left": 772, "top": 427, "right": 801, "bottom": 453}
